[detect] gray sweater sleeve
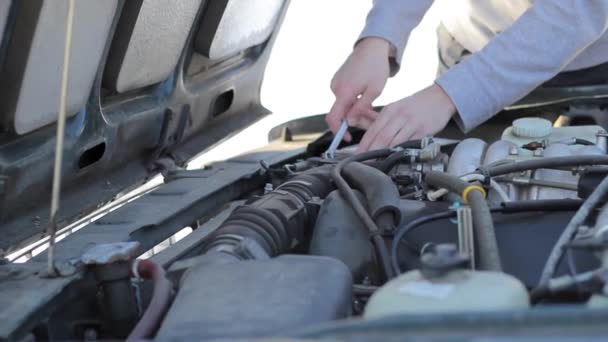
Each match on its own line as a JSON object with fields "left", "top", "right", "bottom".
{"left": 436, "top": 0, "right": 608, "bottom": 132}
{"left": 360, "top": 0, "right": 608, "bottom": 133}
{"left": 358, "top": 0, "right": 435, "bottom": 76}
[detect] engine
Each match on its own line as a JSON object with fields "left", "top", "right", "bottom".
{"left": 90, "top": 118, "right": 608, "bottom": 340}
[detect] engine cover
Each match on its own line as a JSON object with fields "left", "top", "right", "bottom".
{"left": 156, "top": 255, "right": 352, "bottom": 340}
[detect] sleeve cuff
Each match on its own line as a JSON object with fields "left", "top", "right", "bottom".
{"left": 356, "top": 33, "right": 403, "bottom": 77}
{"left": 435, "top": 62, "right": 499, "bottom": 133}
{"left": 358, "top": 22, "right": 408, "bottom": 77}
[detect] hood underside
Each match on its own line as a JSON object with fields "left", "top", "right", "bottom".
{"left": 0, "top": 0, "right": 289, "bottom": 252}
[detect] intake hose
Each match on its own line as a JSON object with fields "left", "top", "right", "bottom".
{"left": 332, "top": 149, "right": 396, "bottom": 280}
{"left": 202, "top": 166, "right": 334, "bottom": 259}
{"left": 342, "top": 162, "right": 402, "bottom": 228}
{"left": 424, "top": 171, "right": 502, "bottom": 271}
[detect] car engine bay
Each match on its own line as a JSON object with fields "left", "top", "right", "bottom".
{"left": 3, "top": 1, "right": 608, "bottom": 340}
{"left": 5, "top": 112, "right": 608, "bottom": 341}
{"left": 59, "top": 117, "right": 608, "bottom": 340}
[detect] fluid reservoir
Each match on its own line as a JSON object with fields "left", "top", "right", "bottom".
{"left": 501, "top": 117, "right": 604, "bottom": 148}
{"left": 364, "top": 245, "right": 529, "bottom": 318}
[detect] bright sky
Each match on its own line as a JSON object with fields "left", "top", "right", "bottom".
{"left": 189, "top": 0, "right": 451, "bottom": 168}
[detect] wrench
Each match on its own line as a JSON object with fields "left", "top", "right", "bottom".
{"left": 324, "top": 120, "right": 349, "bottom": 159}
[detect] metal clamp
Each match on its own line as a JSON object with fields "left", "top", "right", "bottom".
{"left": 457, "top": 206, "right": 475, "bottom": 270}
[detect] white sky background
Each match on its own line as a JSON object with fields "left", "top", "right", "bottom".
{"left": 189, "top": 0, "right": 452, "bottom": 168}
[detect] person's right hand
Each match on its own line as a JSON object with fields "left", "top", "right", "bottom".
{"left": 326, "top": 37, "right": 391, "bottom": 142}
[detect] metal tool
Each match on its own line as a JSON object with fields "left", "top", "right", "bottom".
{"left": 47, "top": 0, "right": 75, "bottom": 277}
{"left": 324, "top": 120, "right": 349, "bottom": 159}
{"left": 457, "top": 206, "right": 475, "bottom": 270}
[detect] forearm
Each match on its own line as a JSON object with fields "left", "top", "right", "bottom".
{"left": 358, "top": 0, "right": 435, "bottom": 75}
{"left": 437, "top": 0, "right": 608, "bottom": 132}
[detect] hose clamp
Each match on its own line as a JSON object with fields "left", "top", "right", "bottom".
{"left": 462, "top": 184, "right": 487, "bottom": 204}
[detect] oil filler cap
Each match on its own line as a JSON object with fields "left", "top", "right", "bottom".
{"left": 512, "top": 117, "right": 552, "bottom": 138}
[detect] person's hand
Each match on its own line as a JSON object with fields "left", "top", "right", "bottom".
{"left": 326, "top": 37, "right": 391, "bottom": 142}
{"left": 357, "top": 84, "right": 456, "bottom": 152}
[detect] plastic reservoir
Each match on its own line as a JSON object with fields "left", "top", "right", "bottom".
{"left": 364, "top": 269, "right": 529, "bottom": 318}
{"left": 501, "top": 117, "right": 604, "bottom": 147}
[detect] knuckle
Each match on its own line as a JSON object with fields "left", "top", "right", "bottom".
{"left": 376, "top": 132, "right": 392, "bottom": 146}
{"left": 337, "top": 84, "right": 355, "bottom": 97}
{"left": 330, "top": 77, "right": 340, "bottom": 93}
{"left": 367, "top": 86, "right": 382, "bottom": 99}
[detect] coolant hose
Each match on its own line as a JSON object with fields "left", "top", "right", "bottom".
{"left": 127, "top": 259, "right": 174, "bottom": 341}
{"left": 332, "top": 149, "right": 396, "bottom": 279}
{"left": 480, "top": 155, "right": 608, "bottom": 177}
{"left": 342, "top": 162, "right": 402, "bottom": 227}
{"left": 424, "top": 171, "right": 502, "bottom": 271}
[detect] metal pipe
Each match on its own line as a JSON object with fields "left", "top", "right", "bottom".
{"left": 498, "top": 177, "right": 578, "bottom": 191}
{"left": 481, "top": 155, "right": 608, "bottom": 177}
{"left": 47, "top": 0, "right": 75, "bottom": 277}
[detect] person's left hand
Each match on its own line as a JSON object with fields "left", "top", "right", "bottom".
{"left": 357, "top": 84, "right": 457, "bottom": 152}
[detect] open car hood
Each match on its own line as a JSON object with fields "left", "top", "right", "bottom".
{"left": 0, "top": 0, "right": 289, "bottom": 253}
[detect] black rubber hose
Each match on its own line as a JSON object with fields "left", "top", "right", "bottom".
{"left": 424, "top": 171, "right": 502, "bottom": 271}
{"left": 375, "top": 152, "right": 410, "bottom": 173}
{"left": 575, "top": 138, "right": 595, "bottom": 146}
{"left": 538, "top": 174, "right": 608, "bottom": 286}
{"left": 332, "top": 149, "right": 396, "bottom": 279}
{"left": 529, "top": 286, "right": 550, "bottom": 304}
{"left": 373, "top": 140, "right": 423, "bottom": 173}
{"left": 480, "top": 155, "right": 608, "bottom": 177}
{"left": 500, "top": 199, "right": 583, "bottom": 213}
{"left": 395, "top": 139, "right": 423, "bottom": 149}
{"left": 390, "top": 199, "right": 584, "bottom": 274}
{"left": 342, "top": 162, "right": 402, "bottom": 226}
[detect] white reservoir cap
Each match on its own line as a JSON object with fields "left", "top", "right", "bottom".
{"left": 512, "top": 117, "right": 552, "bottom": 138}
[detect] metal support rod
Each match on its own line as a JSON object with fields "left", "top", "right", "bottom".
{"left": 47, "top": 0, "right": 75, "bottom": 276}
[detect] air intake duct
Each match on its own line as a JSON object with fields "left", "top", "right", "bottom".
{"left": 202, "top": 166, "right": 334, "bottom": 259}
